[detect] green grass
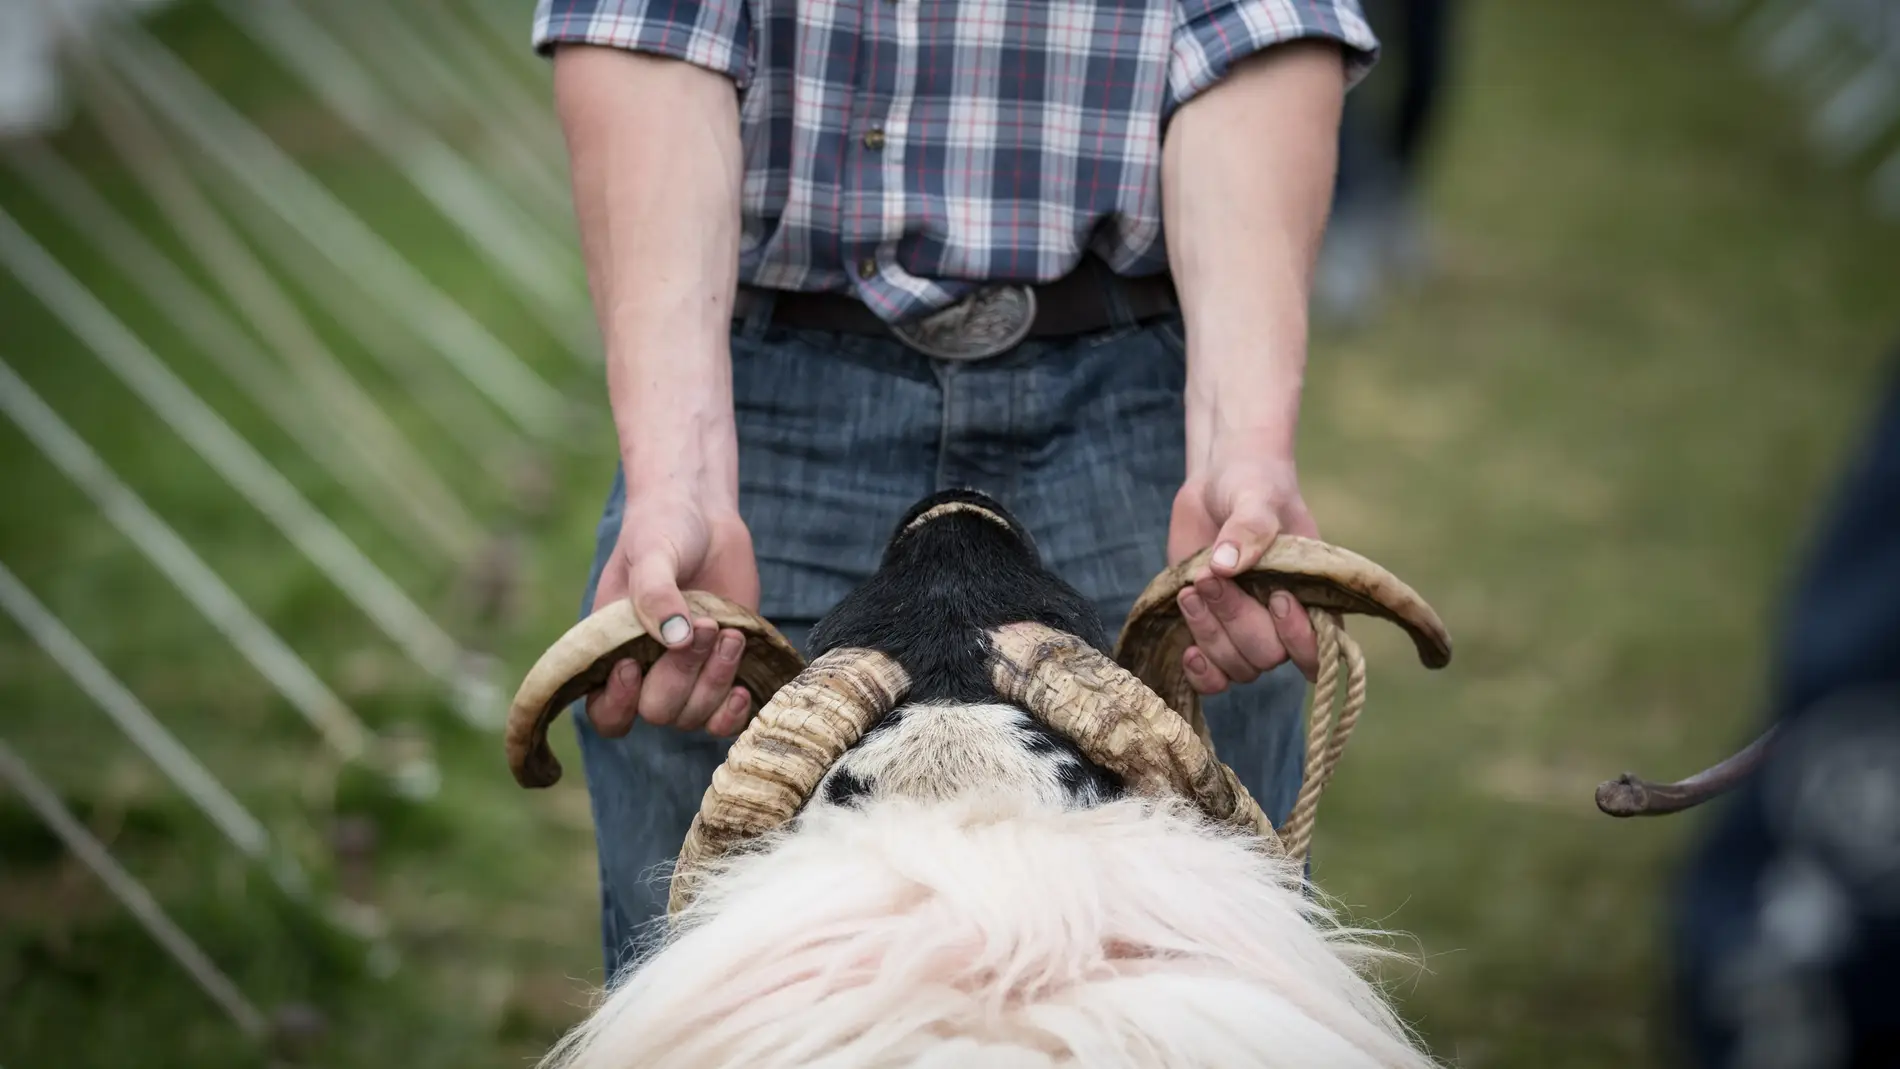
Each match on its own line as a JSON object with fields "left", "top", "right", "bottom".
{"left": 1, "top": 1, "right": 1895, "bottom": 1067}
{"left": 1301, "top": 4, "right": 1895, "bottom": 1064}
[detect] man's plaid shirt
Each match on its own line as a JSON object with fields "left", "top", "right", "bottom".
{"left": 535, "top": 0, "right": 1376, "bottom": 323}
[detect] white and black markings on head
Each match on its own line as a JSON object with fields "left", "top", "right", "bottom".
{"left": 804, "top": 489, "right": 1124, "bottom": 813}
{"left": 816, "top": 702, "right": 1120, "bottom": 811}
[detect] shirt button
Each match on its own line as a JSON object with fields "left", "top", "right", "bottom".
{"left": 857, "top": 257, "right": 878, "bottom": 280}
{"left": 862, "top": 127, "right": 886, "bottom": 150}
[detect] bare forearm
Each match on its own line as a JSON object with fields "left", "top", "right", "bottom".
{"left": 1162, "top": 42, "right": 1346, "bottom": 472}
{"left": 554, "top": 45, "right": 746, "bottom": 498}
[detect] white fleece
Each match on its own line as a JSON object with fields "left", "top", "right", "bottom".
{"left": 541, "top": 794, "right": 1435, "bottom": 1069}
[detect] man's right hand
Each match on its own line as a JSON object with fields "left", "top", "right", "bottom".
{"left": 585, "top": 491, "right": 761, "bottom": 740}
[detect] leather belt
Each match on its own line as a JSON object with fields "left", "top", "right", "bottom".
{"left": 737, "top": 258, "right": 1178, "bottom": 362}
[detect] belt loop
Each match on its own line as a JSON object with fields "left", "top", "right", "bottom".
{"left": 737, "top": 287, "right": 777, "bottom": 341}
{"left": 1093, "top": 256, "right": 1138, "bottom": 331}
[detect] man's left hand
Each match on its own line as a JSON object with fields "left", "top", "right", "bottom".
{"left": 1168, "top": 454, "right": 1322, "bottom": 693}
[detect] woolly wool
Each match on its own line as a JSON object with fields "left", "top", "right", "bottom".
{"left": 541, "top": 795, "right": 1434, "bottom": 1069}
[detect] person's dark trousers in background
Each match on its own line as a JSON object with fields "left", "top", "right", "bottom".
{"left": 1319, "top": 0, "right": 1458, "bottom": 322}
{"left": 1334, "top": 0, "right": 1456, "bottom": 215}
{"left": 1674, "top": 352, "right": 1900, "bottom": 1067}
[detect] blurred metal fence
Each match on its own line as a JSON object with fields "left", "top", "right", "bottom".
{"left": 1689, "top": 0, "right": 1900, "bottom": 217}
{"left": 0, "top": 740, "right": 272, "bottom": 1043}
{"left": 0, "top": 0, "right": 585, "bottom": 1051}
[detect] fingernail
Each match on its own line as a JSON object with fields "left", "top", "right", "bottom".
{"left": 691, "top": 626, "right": 714, "bottom": 653}
{"left": 1197, "top": 576, "right": 1223, "bottom": 602}
{"left": 1185, "top": 648, "right": 1207, "bottom": 673}
{"left": 727, "top": 690, "right": 749, "bottom": 716}
{"left": 717, "top": 632, "right": 742, "bottom": 660}
{"left": 1180, "top": 590, "right": 1204, "bottom": 618}
{"left": 614, "top": 661, "right": 637, "bottom": 688}
{"left": 1211, "top": 543, "right": 1240, "bottom": 571}
{"left": 659, "top": 615, "right": 690, "bottom": 646}
{"left": 1269, "top": 592, "right": 1292, "bottom": 620}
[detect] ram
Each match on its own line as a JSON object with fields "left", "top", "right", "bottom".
{"left": 506, "top": 489, "right": 1453, "bottom": 1069}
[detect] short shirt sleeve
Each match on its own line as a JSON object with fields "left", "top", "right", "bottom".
{"left": 1166, "top": 0, "right": 1379, "bottom": 115}
{"left": 533, "top": 0, "right": 753, "bottom": 88}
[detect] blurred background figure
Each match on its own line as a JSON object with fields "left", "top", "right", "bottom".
{"left": 1674, "top": 351, "right": 1900, "bottom": 1069}
{"left": 0, "top": 0, "right": 175, "bottom": 135}
{"left": 1315, "top": 0, "right": 1460, "bottom": 326}
{"left": 0, "top": 1, "right": 67, "bottom": 136}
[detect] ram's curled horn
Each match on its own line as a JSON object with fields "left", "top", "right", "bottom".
{"left": 505, "top": 590, "right": 806, "bottom": 789}
{"left": 990, "top": 622, "right": 1278, "bottom": 843}
{"left": 1594, "top": 726, "right": 1777, "bottom": 818}
{"left": 1114, "top": 536, "right": 1454, "bottom": 733}
{"left": 670, "top": 648, "right": 910, "bottom": 912}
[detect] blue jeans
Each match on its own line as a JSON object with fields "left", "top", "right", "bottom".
{"left": 574, "top": 308, "right": 1309, "bottom": 975}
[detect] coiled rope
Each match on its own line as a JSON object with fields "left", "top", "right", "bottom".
{"left": 1279, "top": 609, "right": 1368, "bottom": 863}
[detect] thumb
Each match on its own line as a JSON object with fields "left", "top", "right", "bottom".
{"left": 628, "top": 548, "right": 695, "bottom": 650}
{"left": 1208, "top": 495, "right": 1284, "bottom": 579}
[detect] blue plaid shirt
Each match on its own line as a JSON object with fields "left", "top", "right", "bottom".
{"left": 535, "top": 0, "right": 1376, "bottom": 323}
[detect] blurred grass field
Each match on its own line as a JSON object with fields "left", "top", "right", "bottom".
{"left": 1, "top": 1, "right": 1895, "bottom": 1067}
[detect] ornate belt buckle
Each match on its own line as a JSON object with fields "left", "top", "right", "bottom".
{"left": 889, "top": 285, "right": 1037, "bottom": 362}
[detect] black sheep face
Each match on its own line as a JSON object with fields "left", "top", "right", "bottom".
{"left": 805, "top": 489, "right": 1124, "bottom": 813}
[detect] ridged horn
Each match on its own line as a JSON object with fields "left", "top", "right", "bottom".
{"left": 989, "top": 621, "right": 1278, "bottom": 845}
{"left": 1115, "top": 536, "right": 1453, "bottom": 734}
{"left": 668, "top": 647, "right": 910, "bottom": 912}
{"left": 1596, "top": 727, "right": 1777, "bottom": 818}
{"left": 505, "top": 591, "right": 805, "bottom": 788}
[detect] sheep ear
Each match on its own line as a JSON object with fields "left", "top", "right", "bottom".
{"left": 505, "top": 592, "right": 805, "bottom": 788}
{"left": 1113, "top": 536, "right": 1452, "bottom": 734}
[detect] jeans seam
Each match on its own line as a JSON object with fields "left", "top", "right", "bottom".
{"left": 1005, "top": 365, "right": 1023, "bottom": 504}
{"left": 1154, "top": 316, "right": 1187, "bottom": 364}
{"left": 931, "top": 359, "right": 956, "bottom": 492}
